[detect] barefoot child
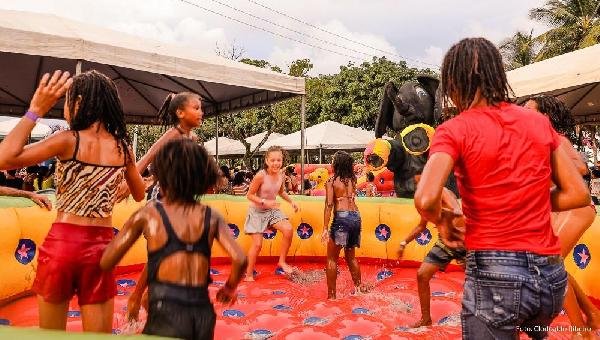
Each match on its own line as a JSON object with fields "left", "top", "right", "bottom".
{"left": 245, "top": 146, "right": 299, "bottom": 280}
{"left": 321, "top": 151, "right": 367, "bottom": 299}
{"left": 0, "top": 70, "right": 146, "bottom": 333}
{"left": 398, "top": 174, "right": 465, "bottom": 327}
{"left": 101, "top": 139, "right": 247, "bottom": 340}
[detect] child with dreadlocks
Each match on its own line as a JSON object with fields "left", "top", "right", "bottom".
{"left": 415, "top": 38, "right": 590, "bottom": 339}
{"left": 120, "top": 91, "right": 204, "bottom": 320}
{"left": 0, "top": 70, "right": 146, "bottom": 332}
{"left": 320, "top": 151, "right": 369, "bottom": 299}
{"left": 102, "top": 139, "right": 247, "bottom": 340}
{"left": 525, "top": 95, "right": 600, "bottom": 337}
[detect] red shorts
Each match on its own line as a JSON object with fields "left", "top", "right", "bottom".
{"left": 32, "top": 222, "right": 116, "bottom": 305}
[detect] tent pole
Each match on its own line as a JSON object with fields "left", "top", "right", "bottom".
{"left": 215, "top": 116, "right": 219, "bottom": 164}
{"left": 319, "top": 148, "right": 322, "bottom": 164}
{"left": 76, "top": 60, "right": 82, "bottom": 75}
{"left": 300, "top": 95, "right": 306, "bottom": 191}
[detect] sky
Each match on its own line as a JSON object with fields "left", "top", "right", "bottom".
{"left": 0, "top": 0, "right": 550, "bottom": 75}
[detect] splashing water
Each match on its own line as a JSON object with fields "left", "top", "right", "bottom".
{"left": 286, "top": 269, "right": 325, "bottom": 285}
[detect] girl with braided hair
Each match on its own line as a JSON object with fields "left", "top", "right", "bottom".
{"left": 120, "top": 91, "right": 204, "bottom": 320}
{"left": 321, "top": 151, "right": 368, "bottom": 299}
{"left": 416, "top": 38, "right": 590, "bottom": 339}
{"left": 0, "top": 70, "right": 146, "bottom": 332}
{"left": 525, "top": 95, "right": 600, "bottom": 336}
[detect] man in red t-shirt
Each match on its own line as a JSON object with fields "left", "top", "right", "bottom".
{"left": 415, "top": 38, "right": 590, "bottom": 339}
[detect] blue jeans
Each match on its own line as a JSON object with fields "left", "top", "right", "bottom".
{"left": 461, "top": 251, "right": 567, "bottom": 340}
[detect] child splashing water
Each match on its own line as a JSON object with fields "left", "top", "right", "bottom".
{"left": 101, "top": 139, "right": 247, "bottom": 340}
{"left": 0, "top": 70, "right": 146, "bottom": 333}
{"left": 321, "top": 151, "right": 369, "bottom": 299}
{"left": 244, "top": 146, "right": 299, "bottom": 280}
{"left": 119, "top": 91, "right": 204, "bottom": 318}
{"left": 398, "top": 174, "right": 465, "bottom": 328}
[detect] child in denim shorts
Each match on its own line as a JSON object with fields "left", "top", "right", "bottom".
{"left": 321, "top": 151, "right": 369, "bottom": 299}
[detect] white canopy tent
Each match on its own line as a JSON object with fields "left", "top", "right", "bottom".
{"left": 0, "top": 9, "right": 311, "bottom": 180}
{"left": 224, "top": 132, "right": 284, "bottom": 156}
{"left": 507, "top": 43, "right": 600, "bottom": 123}
{"left": 0, "top": 117, "right": 50, "bottom": 139}
{"left": 0, "top": 9, "right": 305, "bottom": 123}
{"left": 203, "top": 137, "right": 240, "bottom": 157}
{"left": 204, "top": 132, "right": 284, "bottom": 157}
{"left": 259, "top": 120, "right": 375, "bottom": 162}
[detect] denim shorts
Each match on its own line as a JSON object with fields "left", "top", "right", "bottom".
{"left": 424, "top": 239, "right": 466, "bottom": 271}
{"left": 329, "top": 210, "right": 361, "bottom": 248}
{"left": 461, "top": 250, "right": 567, "bottom": 340}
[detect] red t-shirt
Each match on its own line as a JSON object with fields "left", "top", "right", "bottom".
{"left": 430, "top": 102, "right": 561, "bottom": 255}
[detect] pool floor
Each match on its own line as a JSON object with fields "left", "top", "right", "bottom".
{"left": 0, "top": 262, "right": 578, "bottom": 339}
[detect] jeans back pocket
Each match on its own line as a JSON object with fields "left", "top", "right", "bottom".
{"left": 475, "top": 279, "right": 522, "bottom": 328}
{"left": 548, "top": 273, "right": 568, "bottom": 318}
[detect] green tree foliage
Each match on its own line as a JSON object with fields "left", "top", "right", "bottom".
{"left": 529, "top": 0, "right": 600, "bottom": 60}
{"left": 499, "top": 30, "right": 541, "bottom": 70}
{"left": 130, "top": 55, "right": 432, "bottom": 166}
{"left": 307, "top": 57, "right": 432, "bottom": 131}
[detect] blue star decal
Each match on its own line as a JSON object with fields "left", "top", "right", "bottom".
{"left": 14, "top": 239, "right": 36, "bottom": 265}
{"left": 296, "top": 223, "right": 313, "bottom": 239}
{"left": 228, "top": 223, "right": 240, "bottom": 239}
{"left": 573, "top": 244, "right": 591, "bottom": 269}
{"left": 263, "top": 227, "right": 277, "bottom": 239}
{"left": 375, "top": 224, "right": 391, "bottom": 242}
{"left": 415, "top": 228, "right": 432, "bottom": 246}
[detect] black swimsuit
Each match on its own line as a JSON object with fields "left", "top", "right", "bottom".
{"left": 142, "top": 201, "right": 216, "bottom": 340}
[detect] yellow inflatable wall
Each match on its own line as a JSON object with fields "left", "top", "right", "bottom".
{"left": 1, "top": 195, "right": 598, "bottom": 303}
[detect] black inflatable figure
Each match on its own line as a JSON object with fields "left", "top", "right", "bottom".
{"left": 367, "top": 75, "right": 456, "bottom": 198}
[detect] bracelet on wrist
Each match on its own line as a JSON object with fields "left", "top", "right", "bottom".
{"left": 24, "top": 110, "right": 40, "bottom": 123}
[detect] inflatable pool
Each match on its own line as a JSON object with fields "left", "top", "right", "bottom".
{"left": 0, "top": 195, "right": 598, "bottom": 339}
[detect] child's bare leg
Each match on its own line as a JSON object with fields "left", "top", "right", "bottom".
{"left": 81, "top": 299, "right": 114, "bottom": 333}
{"left": 245, "top": 234, "right": 263, "bottom": 281}
{"left": 344, "top": 247, "right": 365, "bottom": 292}
{"left": 326, "top": 239, "right": 343, "bottom": 299}
{"left": 272, "top": 220, "right": 294, "bottom": 273}
{"left": 410, "top": 263, "right": 438, "bottom": 328}
{"left": 570, "top": 274, "right": 600, "bottom": 329}
{"left": 37, "top": 296, "right": 68, "bottom": 330}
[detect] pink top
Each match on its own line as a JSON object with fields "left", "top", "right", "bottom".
{"left": 253, "top": 170, "right": 284, "bottom": 209}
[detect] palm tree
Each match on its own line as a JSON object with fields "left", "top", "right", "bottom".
{"left": 499, "top": 30, "right": 541, "bottom": 70}
{"left": 530, "top": 0, "right": 600, "bottom": 60}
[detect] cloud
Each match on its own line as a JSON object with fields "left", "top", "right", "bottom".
{"left": 0, "top": 0, "right": 551, "bottom": 74}
{"left": 267, "top": 19, "right": 405, "bottom": 75}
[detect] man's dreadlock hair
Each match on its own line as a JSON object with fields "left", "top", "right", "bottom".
{"left": 441, "top": 37, "right": 513, "bottom": 113}
{"left": 332, "top": 151, "right": 356, "bottom": 186}
{"left": 67, "top": 70, "right": 130, "bottom": 162}
{"left": 158, "top": 92, "right": 200, "bottom": 127}
{"left": 529, "top": 95, "right": 578, "bottom": 144}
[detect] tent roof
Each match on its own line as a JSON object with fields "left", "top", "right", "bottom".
{"left": 0, "top": 117, "right": 50, "bottom": 138}
{"left": 224, "top": 131, "right": 284, "bottom": 156}
{"left": 507, "top": 43, "right": 600, "bottom": 123}
{"left": 0, "top": 10, "right": 305, "bottom": 124}
{"left": 204, "top": 132, "right": 285, "bottom": 157}
{"left": 203, "top": 137, "right": 239, "bottom": 156}
{"left": 260, "top": 121, "right": 375, "bottom": 152}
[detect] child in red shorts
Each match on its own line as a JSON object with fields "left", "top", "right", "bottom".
{"left": 0, "top": 70, "right": 146, "bottom": 332}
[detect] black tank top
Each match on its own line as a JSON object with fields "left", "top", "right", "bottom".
{"left": 147, "top": 201, "right": 212, "bottom": 305}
